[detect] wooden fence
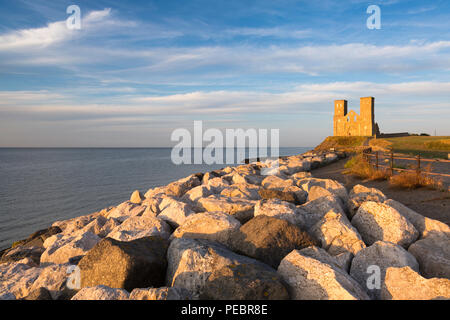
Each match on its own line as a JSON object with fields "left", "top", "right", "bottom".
{"left": 362, "top": 151, "right": 450, "bottom": 178}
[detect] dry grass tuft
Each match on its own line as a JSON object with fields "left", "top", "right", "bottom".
{"left": 389, "top": 164, "right": 444, "bottom": 190}
{"left": 343, "top": 154, "right": 390, "bottom": 181}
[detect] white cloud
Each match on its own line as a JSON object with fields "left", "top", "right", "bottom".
{"left": 0, "top": 8, "right": 112, "bottom": 50}
{"left": 223, "top": 27, "right": 311, "bottom": 39}
{"left": 1, "top": 81, "right": 449, "bottom": 120}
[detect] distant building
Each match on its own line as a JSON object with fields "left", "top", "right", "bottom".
{"left": 333, "top": 97, "right": 380, "bottom": 137}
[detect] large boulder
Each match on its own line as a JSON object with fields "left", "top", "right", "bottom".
{"left": 290, "top": 171, "right": 312, "bottom": 182}
{"left": 381, "top": 266, "right": 450, "bottom": 300}
{"left": 129, "top": 287, "right": 192, "bottom": 300}
{"left": 197, "top": 195, "right": 256, "bottom": 223}
{"left": 52, "top": 213, "right": 98, "bottom": 235}
{"left": 297, "top": 178, "right": 348, "bottom": 205}
{"left": 351, "top": 201, "right": 419, "bottom": 248}
{"left": 384, "top": 199, "right": 450, "bottom": 240}
{"left": 71, "top": 285, "right": 130, "bottom": 300}
{"left": 307, "top": 186, "right": 346, "bottom": 211}
{"left": 97, "top": 218, "right": 121, "bottom": 238}
{"left": 0, "top": 262, "right": 70, "bottom": 300}
{"left": 79, "top": 216, "right": 108, "bottom": 237}
{"left": 163, "top": 174, "right": 202, "bottom": 198}
{"left": 230, "top": 215, "right": 317, "bottom": 268}
{"left": 309, "top": 210, "right": 366, "bottom": 256}
{"left": 258, "top": 186, "right": 307, "bottom": 205}
{"left": 166, "top": 238, "right": 271, "bottom": 297}
{"left": 349, "top": 241, "right": 420, "bottom": 299}
{"left": 347, "top": 185, "right": 387, "bottom": 217}
{"left": 254, "top": 199, "right": 305, "bottom": 227}
{"left": 78, "top": 237, "right": 169, "bottom": 292}
{"left": 107, "top": 216, "right": 171, "bottom": 242}
{"left": 0, "top": 263, "right": 41, "bottom": 299}
{"left": 220, "top": 183, "right": 261, "bottom": 200}
{"left": 27, "top": 263, "right": 72, "bottom": 300}
{"left": 107, "top": 202, "right": 146, "bottom": 222}
{"left": 141, "top": 196, "right": 164, "bottom": 216}
{"left": 130, "top": 190, "right": 144, "bottom": 204}
{"left": 158, "top": 197, "right": 196, "bottom": 228}
{"left": 201, "top": 263, "right": 289, "bottom": 300}
{"left": 9, "top": 226, "right": 62, "bottom": 248}
{"left": 261, "top": 175, "right": 294, "bottom": 189}
{"left": 408, "top": 236, "right": 450, "bottom": 279}
{"left": 299, "top": 195, "right": 346, "bottom": 229}
{"left": 40, "top": 231, "right": 101, "bottom": 265}
{"left": 23, "top": 287, "right": 53, "bottom": 300}
{"left": 0, "top": 246, "right": 44, "bottom": 266}
{"left": 277, "top": 249, "right": 369, "bottom": 300}
{"left": 170, "top": 211, "right": 240, "bottom": 246}
{"left": 182, "top": 185, "right": 212, "bottom": 203}
{"left": 298, "top": 246, "right": 352, "bottom": 271}
{"left": 204, "top": 177, "right": 230, "bottom": 194}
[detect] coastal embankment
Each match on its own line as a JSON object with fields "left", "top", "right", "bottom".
{"left": 1, "top": 150, "right": 449, "bottom": 300}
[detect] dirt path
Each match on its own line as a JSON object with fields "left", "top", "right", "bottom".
{"left": 311, "top": 158, "right": 450, "bottom": 225}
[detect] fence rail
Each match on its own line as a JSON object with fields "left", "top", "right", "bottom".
{"left": 362, "top": 151, "right": 450, "bottom": 178}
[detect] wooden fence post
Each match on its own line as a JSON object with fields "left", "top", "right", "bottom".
{"left": 390, "top": 151, "right": 394, "bottom": 176}
{"left": 376, "top": 151, "right": 379, "bottom": 170}
{"left": 417, "top": 155, "right": 421, "bottom": 175}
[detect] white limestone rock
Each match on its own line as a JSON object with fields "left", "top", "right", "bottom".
{"left": 349, "top": 241, "right": 420, "bottom": 299}
{"left": 277, "top": 249, "right": 369, "bottom": 300}
{"left": 158, "top": 197, "right": 196, "bottom": 228}
{"left": 351, "top": 201, "right": 419, "bottom": 248}
{"left": 348, "top": 185, "right": 387, "bottom": 217}
{"left": 107, "top": 201, "right": 146, "bottom": 222}
{"left": 71, "top": 285, "right": 130, "bottom": 300}
{"left": 170, "top": 211, "right": 241, "bottom": 246}
{"left": 408, "top": 235, "right": 450, "bottom": 279}
{"left": 107, "top": 215, "right": 171, "bottom": 242}
{"left": 309, "top": 210, "right": 366, "bottom": 256}
{"left": 166, "top": 238, "right": 272, "bottom": 298}
{"left": 381, "top": 266, "right": 450, "bottom": 300}
{"left": 40, "top": 231, "right": 100, "bottom": 265}
{"left": 299, "top": 195, "right": 346, "bottom": 230}
{"left": 129, "top": 287, "right": 192, "bottom": 300}
{"left": 197, "top": 195, "right": 256, "bottom": 223}
{"left": 254, "top": 199, "right": 305, "bottom": 227}
{"left": 384, "top": 199, "right": 450, "bottom": 240}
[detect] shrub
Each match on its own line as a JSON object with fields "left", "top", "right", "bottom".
{"left": 343, "top": 154, "right": 389, "bottom": 181}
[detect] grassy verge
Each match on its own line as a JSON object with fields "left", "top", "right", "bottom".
{"left": 384, "top": 136, "right": 450, "bottom": 159}
{"left": 315, "top": 136, "right": 370, "bottom": 152}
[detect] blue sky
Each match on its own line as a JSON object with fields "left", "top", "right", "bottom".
{"left": 0, "top": 0, "right": 449, "bottom": 147}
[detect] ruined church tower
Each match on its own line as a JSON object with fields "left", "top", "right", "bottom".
{"left": 333, "top": 97, "right": 377, "bottom": 136}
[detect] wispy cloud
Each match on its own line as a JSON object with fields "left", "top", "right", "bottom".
{"left": 407, "top": 6, "right": 436, "bottom": 14}
{"left": 0, "top": 9, "right": 112, "bottom": 50}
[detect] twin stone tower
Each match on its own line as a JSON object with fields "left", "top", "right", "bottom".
{"left": 333, "top": 97, "right": 380, "bottom": 137}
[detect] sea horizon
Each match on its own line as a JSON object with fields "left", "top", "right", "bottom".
{"left": 0, "top": 147, "right": 311, "bottom": 250}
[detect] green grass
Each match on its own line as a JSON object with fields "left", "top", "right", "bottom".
{"left": 315, "top": 136, "right": 370, "bottom": 152}
{"left": 384, "top": 136, "right": 450, "bottom": 159}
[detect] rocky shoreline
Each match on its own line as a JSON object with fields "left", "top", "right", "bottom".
{"left": 1, "top": 151, "right": 449, "bottom": 300}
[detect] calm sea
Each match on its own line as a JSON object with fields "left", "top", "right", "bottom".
{"left": 0, "top": 147, "right": 310, "bottom": 250}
